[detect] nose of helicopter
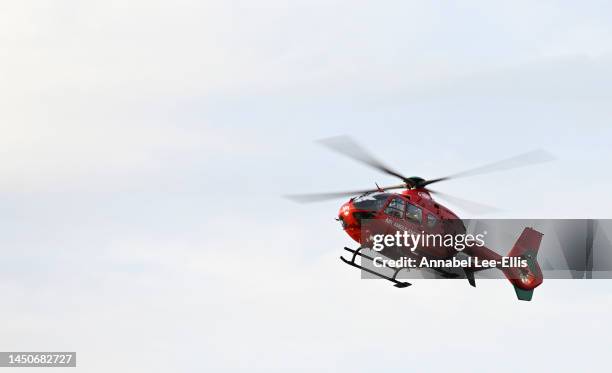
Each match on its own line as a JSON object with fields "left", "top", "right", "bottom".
{"left": 338, "top": 201, "right": 362, "bottom": 243}
{"left": 338, "top": 201, "right": 354, "bottom": 227}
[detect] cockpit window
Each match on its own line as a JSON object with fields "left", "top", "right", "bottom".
{"left": 352, "top": 193, "right": 389, "bottom": 211}
{"left": 384, "top": 198, "right": 405, "bottom": 219}
{"left": 406, "top": 203, "right": 422, "bottom": 224}
{"left": 426, "top": 213, "right": 437, "bottom": 228}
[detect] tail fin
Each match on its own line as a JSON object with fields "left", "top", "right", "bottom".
{"left": 505, "top": 227, "right": 544, "bottom": 301}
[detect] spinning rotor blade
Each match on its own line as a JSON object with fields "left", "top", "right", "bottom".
{"left": 317, "top": 136, "right": 411, "bottom": 184}
{"left": 421, "top": 149, "right": 556, "bottom": 187}
{"left": 426, "top": 188, "right": 499, "bottom": 215}
{"left": 285, "top": 184, "right": 405, "bottom": 203}
{"left": 287, "top": 136, "right": 555, "bottom": 211}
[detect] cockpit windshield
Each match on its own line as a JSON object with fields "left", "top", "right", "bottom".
{"left": 352, "top": 193, "right": 390, "bottom": 211}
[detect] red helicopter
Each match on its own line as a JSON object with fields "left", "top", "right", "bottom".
{"left": 289, "top": 136, "right": 555, "bottom": 301}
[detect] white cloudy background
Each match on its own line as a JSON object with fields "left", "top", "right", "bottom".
{"left": 1, "top": 1, "right": 612, "bottom": 372}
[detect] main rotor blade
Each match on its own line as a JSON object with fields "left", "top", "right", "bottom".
{"left": 421, "top": 149, "right": 556, "bottom": 187}
{"left": 317, "top": 136, "right": 410, "bottom": 183}
{"left": 285, "top": 184, "right": 405, "bottom": 203}
{"left": 427, "top": 188, "right": 499, "bottom": 215}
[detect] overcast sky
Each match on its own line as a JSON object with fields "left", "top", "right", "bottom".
{"left": 1, "top": 1, "right": 612, "bottom": 372}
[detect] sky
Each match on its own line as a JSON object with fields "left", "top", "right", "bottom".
{"left": 1, "top": 1, "right": 612, "bottom": 372}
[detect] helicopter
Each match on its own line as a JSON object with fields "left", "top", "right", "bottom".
{"left": 288, "top": 136, "right": 555, "bottom": 301}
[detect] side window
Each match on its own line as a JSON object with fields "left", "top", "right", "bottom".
{"left": 384, "top": 198, "right": 405, "bottom": 219}
{"left": 406, "top": 203, "right": 422, "bottom": 224}
{"left": 426, "top": 214, "right": 437, "bottom": 229}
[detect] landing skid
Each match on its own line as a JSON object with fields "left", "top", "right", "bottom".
{"left": 340, "top": 247, "right": 411, "bottom": 288}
